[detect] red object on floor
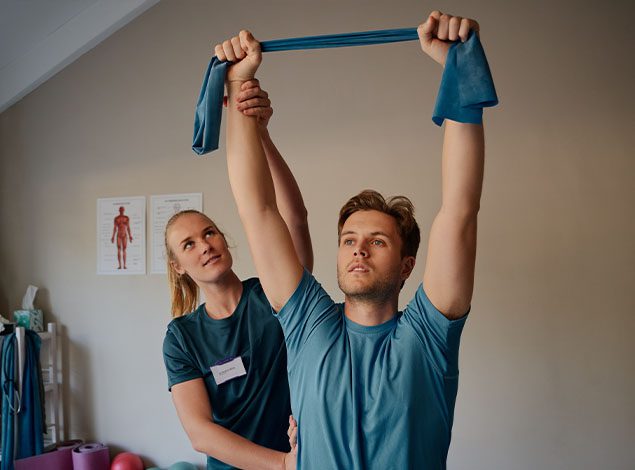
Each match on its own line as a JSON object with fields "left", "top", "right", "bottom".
{"left": 110, "top": 452, "right": 144, "bottom": 470}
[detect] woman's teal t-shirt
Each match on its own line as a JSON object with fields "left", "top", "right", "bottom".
{"left": 163, "top": 278, "right": 291, "bottom": 469}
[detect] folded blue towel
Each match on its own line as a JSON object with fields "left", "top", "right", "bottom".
{"left": 192, "top": 28, "right": 498, "bottom": 155}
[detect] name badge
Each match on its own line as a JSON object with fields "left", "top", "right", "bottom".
{"left": 210, "top": 356, "right": 247, "bottom": 385}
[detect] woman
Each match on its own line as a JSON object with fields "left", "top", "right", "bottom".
{"left": 162, "top": 79, "right": 311, "bottom": 470}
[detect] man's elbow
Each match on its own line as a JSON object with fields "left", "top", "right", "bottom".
{"left": 238, "top": 203, "right": 280, "bottom": 224}
{"left": 281, "top": 204, "right": 308, "bottom": 228}
{"left": 440, "top": 302, "right": 470, "bottom": 321}
{"left": 289, "top": 214, "right": 310, "bottom": 234}
{"left": 447, "top": 197, "right": 480, "bottom": 214}
{"left": 438, "top": 205, "right": 480, "bottom": 227}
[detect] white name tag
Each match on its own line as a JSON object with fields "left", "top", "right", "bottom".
{"left": 210, "top": 356, "right": 247, "bottom": 385}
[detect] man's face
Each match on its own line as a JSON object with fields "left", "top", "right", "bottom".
{"left": 337, "top": 210, "right": 413, "bottom": 303}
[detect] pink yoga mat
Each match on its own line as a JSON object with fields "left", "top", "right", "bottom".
{"left": 14, "top": 440, "right": 82, "bottom": 470}
{"left": 72, "top": 442, "right": 110, "bottom": 470}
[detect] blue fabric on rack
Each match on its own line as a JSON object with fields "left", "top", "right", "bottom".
{"left": 1, "top": 334, "right": 17, "bottom": 470}
{"left": 192, "top": 27, "right": 498, "bottom": 155}
{"left": 1, "top": 331, "right": 43, "bottom": 470}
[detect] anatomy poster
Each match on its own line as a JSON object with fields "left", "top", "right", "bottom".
{"left": 150, "top": 193, "right": 203, "bottom": 274}
{"left": 97, "top": 196, "right": 146, "bottom": 275}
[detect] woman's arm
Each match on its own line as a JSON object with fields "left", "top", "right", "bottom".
{"left": 171, "top": 379, "right": 293, "bottom": 470}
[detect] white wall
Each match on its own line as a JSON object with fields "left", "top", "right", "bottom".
{"left": 0, "top": 0, "right": 633, "bottom": 468}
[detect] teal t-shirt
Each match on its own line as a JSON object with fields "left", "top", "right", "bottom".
{"left": 163, "top": 278, "right": 291, "bottom": 470}
{"left": 277, "top": 270, "right": 468, "bottom": 470}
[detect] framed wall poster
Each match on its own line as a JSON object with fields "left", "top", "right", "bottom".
{"left": 150, "top": 193, "right": 203, "bottom": 274}
{"left": 97, "top": 196, "right": 146, "bottom": 275}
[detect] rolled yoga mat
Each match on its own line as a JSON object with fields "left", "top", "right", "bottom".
{"left": 71, "top": 442, "right": 110, "bottom": 470}
{"left": 192, "top": 27, "right": 498, "bottom": 155}
{"left": 14, "top": 439, "right": 83, "bottom": 470}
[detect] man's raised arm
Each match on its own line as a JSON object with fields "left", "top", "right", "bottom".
{"left": 419, "top": 12, "right": 485, "bottom": 319}
{"left": 218, "top": 31, "right": 304, "bottom": 311}
{"left": 234, "top": 79, "right": 313, "bottom": 272}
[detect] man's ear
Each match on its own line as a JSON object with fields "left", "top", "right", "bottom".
{"left": 400, "top": 256, "right": 416, "bottom": 281}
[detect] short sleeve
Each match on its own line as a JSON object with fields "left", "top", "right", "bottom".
{"left": 162, "top": 327, "right": 203, "bottom": 390}
{"left": 275, "top": 270, "right": 339, "bottom": 360}
{"left": 400, "top": 284, "right": 468, "bottom": 378}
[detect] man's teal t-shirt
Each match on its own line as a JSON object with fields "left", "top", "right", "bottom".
{"left": 163, "top": 278, "right": 291, "bottom": 470}
{"left": 277, "top": 271, "right": 467, "bottom": 470}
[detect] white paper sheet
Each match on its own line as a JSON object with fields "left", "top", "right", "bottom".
{"left": 150, "top": 193, "right": 203, "bottom": 274}
{"left": 97, "top": 196, "right": 146, "bottom": 275}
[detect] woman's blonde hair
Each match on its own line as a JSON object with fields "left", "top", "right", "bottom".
{"left": 164, "top": 210, "right": 224, "bottom": 318}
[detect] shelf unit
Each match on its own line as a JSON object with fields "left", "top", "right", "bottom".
{"left": 40, "top": 323, "right": 63, "bottom": 445}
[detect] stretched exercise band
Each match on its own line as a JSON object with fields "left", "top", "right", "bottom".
{"left": 192, "top": 28, "right": 498, "bottom": 155}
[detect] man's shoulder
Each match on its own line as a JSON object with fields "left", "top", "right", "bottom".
{"left": 279, "top": 270, "right": 339, "bottom": 320}
{"left": 293, "top": 270, "right": 333, "bottom": 301}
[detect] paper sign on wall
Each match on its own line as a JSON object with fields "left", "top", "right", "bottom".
{"left": 97, "top": 196, "right": 146, "bottom": 275}
{"left": 150, "top": 193, "right": 203, "bottom": 274}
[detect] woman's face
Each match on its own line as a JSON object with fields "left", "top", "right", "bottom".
{"left": 167, "top": 213, "right": 233, "bottom": 285}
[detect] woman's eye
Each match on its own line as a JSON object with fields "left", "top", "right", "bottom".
{"left": 205, "top": 230, "right": 215, "bottom": 238}
{"left": 184, "top": 241, "right": 193, "bottom": 250}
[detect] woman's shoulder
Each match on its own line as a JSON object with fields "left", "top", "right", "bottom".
{"left": 242, "top": 276, "right": 261, "bottom": 289}
{"left": 242, "top": 276, "right": 265, "bottom": 298}
{"left": 241, "top": 277, "right": 276, "bottom": 313}
{"left": 166, "top": 304, "right": 205, "bottom": 332}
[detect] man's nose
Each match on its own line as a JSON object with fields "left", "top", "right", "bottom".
{"left": 354, "top": 245, "right": 368, "bottom": 258}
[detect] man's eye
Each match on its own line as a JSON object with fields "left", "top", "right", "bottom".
{"left": 372, "top": 239, "right": 385, "bottom": 246}
{"left": 343, "top": 239, "right": 354, "bottom": 246}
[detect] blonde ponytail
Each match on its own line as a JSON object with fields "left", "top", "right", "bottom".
{"left": 164, "top": 209, "right": 209, "bottom": 317}
{"left": 167, "top": 262, "right": 199, "bottom": 318}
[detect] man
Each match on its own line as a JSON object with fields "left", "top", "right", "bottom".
{"left": 218, "top": 10, "right": 485, "bottom": 469}
{"left": 111, "top": 206, "right": 133, "bottom": 269}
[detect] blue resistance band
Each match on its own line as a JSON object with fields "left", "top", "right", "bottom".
{"left": 192, "top": 28, "right": 498, "bottom": 155}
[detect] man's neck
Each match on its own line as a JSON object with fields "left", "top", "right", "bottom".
{"left": 343, "top": 295, "right": 399, "bottom": 327}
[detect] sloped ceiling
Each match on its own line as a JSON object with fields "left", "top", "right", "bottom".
{"left": 0, "top": 0, "right": 160, "bottom": 113}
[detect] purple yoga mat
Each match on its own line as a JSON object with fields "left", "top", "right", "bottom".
{"left": 72, "top": 442, "right": 110, "bottom": 470}
{"left": 14, "top": 440, "right": 82, "bottom": 470}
